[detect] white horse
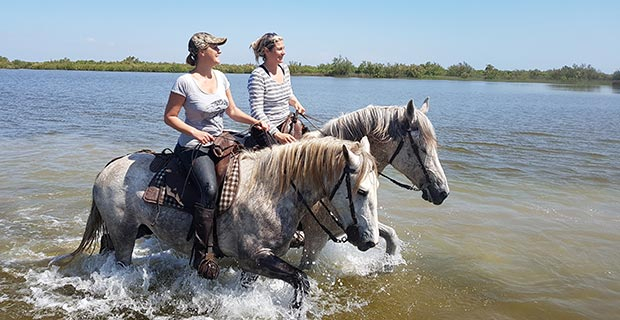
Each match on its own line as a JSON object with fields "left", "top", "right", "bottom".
{"left": 299, "top": 98, "right": 449, "bottom": 269}
{"left": 52, "top": 136, "right": 379, "bottom": 308}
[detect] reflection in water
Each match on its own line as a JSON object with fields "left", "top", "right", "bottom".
{"left": 548, "top": 82, "right": 620, "bottom": 94}
{"left": 547, "top": 83, "right": 603, "bottom": 93}
{"left": 612, "top": 81, "right": 620, "bottom": 94}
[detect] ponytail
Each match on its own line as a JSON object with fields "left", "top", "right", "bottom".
{"left": 186, "top": 53, "right": 196, "bottom": 66}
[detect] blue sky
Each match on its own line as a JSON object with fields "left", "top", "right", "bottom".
{"left": 1, "top": 0, "right": 618, "bottom": 73}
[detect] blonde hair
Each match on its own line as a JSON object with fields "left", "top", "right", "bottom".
{"left": 250, "top": 32, "right": 284, "bottom": 63}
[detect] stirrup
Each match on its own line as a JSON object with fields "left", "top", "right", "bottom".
{"left": 197, "top": 252, "right": 220, "bottom": 280}
{"left": 290, "top": 230, "right": 305, "bottom": 248}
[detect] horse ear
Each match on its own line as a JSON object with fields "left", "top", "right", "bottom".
{"left": 420, "top": 97, "right": 430, "bottom": 114}
{"left": 360, "top": 136, "right": 371, "bottom": 153}
{"left": 342, "top": 144, "right": 351, "bottom": 163}
{"left": 406, "top": 99, "right": 416, "bottom": 122}
{"left": 343, "top": 143, "right": 361, "bottom": 168}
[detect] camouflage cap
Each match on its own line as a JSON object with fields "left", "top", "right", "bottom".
{"left": 188, "top": 32, "right": 227, "bottom": 54}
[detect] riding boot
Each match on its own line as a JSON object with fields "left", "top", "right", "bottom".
{"left": 190, "top": 204, "right": 220, "bottom": 279}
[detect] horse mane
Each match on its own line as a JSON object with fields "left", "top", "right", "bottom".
{"left": 317, "top": 105, "right": 437, "bottom": 149}
{"left": 242, "top": 136, "right": 375, "bottom": 195}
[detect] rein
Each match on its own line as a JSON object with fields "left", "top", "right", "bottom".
{"left": 300, "top": 113, "right": 329, "bottom": 136}
{"left": 291, "top": 165, "right": 357, "bottom": 243}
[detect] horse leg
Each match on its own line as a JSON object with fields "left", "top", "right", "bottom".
{"left": 379, "top": 222, "right": 400, "bottom": 272}
{"left": 299, "top": 215, "right": 330, "bottom": 270}
{"left": 379, "top": 222, "right": 400, "bottom": 256}
{"left": 99, "top": 233, "right": 114, "bottom": 254}
{"left": 100, "top": 206, "right": 140, "bottom": 266}
{"left": 243, "top": 252, "right": 310, "bottom": 309}
{"left": 104, "top": 226, "right": 137, "bottom": 266}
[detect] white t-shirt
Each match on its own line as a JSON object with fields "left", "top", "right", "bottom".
{"left": 171, "top": 70, "right": 230, "bottom": 147}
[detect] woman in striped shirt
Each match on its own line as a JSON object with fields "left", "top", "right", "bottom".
{"left": 248, "top": 32, "right": 306, "bottom": 145}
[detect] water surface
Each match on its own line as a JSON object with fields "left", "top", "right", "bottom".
{"left": 1, "top": 69, "right": 619, "bottom": 319}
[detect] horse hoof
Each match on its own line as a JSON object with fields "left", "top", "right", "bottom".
{"left": 197, "top": 254, "right": 220, "bottom": 280}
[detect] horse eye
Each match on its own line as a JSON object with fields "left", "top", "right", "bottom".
{"left": 357, "top": 189, "right": 368, "bottom": 196}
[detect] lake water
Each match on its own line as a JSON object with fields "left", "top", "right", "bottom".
{"left": 1, "top": 69, "right": 619, "bottom": 319}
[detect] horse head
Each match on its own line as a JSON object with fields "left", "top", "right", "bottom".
{"left": 329, "top": 136, "right": 380, "bottom": 251}
{"left": 390, "top": 98, "right": 450, "bottom": 205}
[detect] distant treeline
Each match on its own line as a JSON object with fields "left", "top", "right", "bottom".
{"left": 1, "top": 55, "right": 619, "bottom": 83}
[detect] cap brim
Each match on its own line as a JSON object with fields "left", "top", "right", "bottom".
{"left": 214, "top": 37, "right": 227, "bottom": 45}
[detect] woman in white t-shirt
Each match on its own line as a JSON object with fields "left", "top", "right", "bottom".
{"left": 164, "top": 32, "right": 268, "bottom": 279}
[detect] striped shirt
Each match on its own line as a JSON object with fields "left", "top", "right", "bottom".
{"left": 247, "top": 63, "right": 294, "bottom": 134}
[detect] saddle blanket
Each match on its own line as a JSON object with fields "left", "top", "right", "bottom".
{"left": 142, "top": 149, "right": 241, "bottom": 214}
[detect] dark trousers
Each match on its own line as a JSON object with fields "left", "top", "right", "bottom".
{"left": 174, "top": 144, "right": 218, "bottom": 209}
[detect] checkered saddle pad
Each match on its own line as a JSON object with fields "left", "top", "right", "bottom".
{"left": 217, "top": 153, "right": 240, "bottom": 213}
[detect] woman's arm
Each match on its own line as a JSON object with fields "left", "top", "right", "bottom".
{"left": 225, "top": 89, "right": 269, "bottom": 130}
{"left": 248, "top": 71, "right": 276, "bottom": 133}
{"left": 289, "top": 94, "right": 305, "bottom": 114}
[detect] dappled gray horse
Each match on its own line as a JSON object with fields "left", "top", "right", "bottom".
{"left": 51, "top": 136, "right": 379, "bottom": 308}
{"left": 299, "top": 98, "right": 449, "bottom": 269}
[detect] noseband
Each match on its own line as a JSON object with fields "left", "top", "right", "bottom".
{"left": 380, "top": 127, "right": 431, "bottom": 191}
{"left": 291, "top": 164, "right": 359, "bottom": 243}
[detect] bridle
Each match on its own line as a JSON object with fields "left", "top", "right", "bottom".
{"left": 291, "top": 164, "right": 359, "bottom": 243}
{"left": 300, "top": 112, "right": 431, "bottom": 192}
{"left": 379, "top": 125, "right": 432, "bottom": 192}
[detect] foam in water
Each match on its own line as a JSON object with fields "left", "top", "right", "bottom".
{"left": 24, "top": 236, "right": 404, "bottom": 319}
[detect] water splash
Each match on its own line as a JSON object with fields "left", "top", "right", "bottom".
{"left": 22, "top": 237, "right": 404, "bottom": 319}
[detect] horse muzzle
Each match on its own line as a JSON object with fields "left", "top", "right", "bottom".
{"left": 346, "top": 225, "right": 377, "bottom": 252}
{"left": 421, "top": 184, "right": 449, "bottom": 205}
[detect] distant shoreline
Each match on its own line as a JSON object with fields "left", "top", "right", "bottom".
{"left": 1, "top": 55, "right": 617, "bottom": 85}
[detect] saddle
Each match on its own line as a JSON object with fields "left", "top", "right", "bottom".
{"left": 280, "top": 112, "right": 307, "bottom": 139}
{"left": 248, "top": 112, "right": 308, "bottom": 148}
{"left": 142, "top": 132, "right": 243, "bottom": 214}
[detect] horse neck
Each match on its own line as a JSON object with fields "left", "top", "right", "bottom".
{"left": 322, "top": 107, "right": 397, "bottom": 170}
{"left": 245, "top": 144, "right": 342, "bottom": 214}
{"left": 290, "top": 183, "right": 325, "bottom": 208}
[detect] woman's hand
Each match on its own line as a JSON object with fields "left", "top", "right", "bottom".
{"left": 253, "top": 120, "right": 270, "bottom": 131}
{"left": 295, "top": 104, "right": 306, "bottom": 115}
{"left": 274, "top": 132, "right": 296, "bottom": 144}
{"left": 192, "top": 129, "right": 215, "bottom": 145}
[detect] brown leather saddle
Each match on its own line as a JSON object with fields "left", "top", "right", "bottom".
{"left": 247, "top": 112, "right": 308, "bottom": 148}
{"left": 142, "top": 131, "right": 243, "bottom": 214}
{"left": 280, "top": 112, "right": 307, "bottom": 139}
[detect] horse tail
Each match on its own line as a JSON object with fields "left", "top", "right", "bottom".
{"left": 49, "top": 196, "right": 106, "bottom": 267}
